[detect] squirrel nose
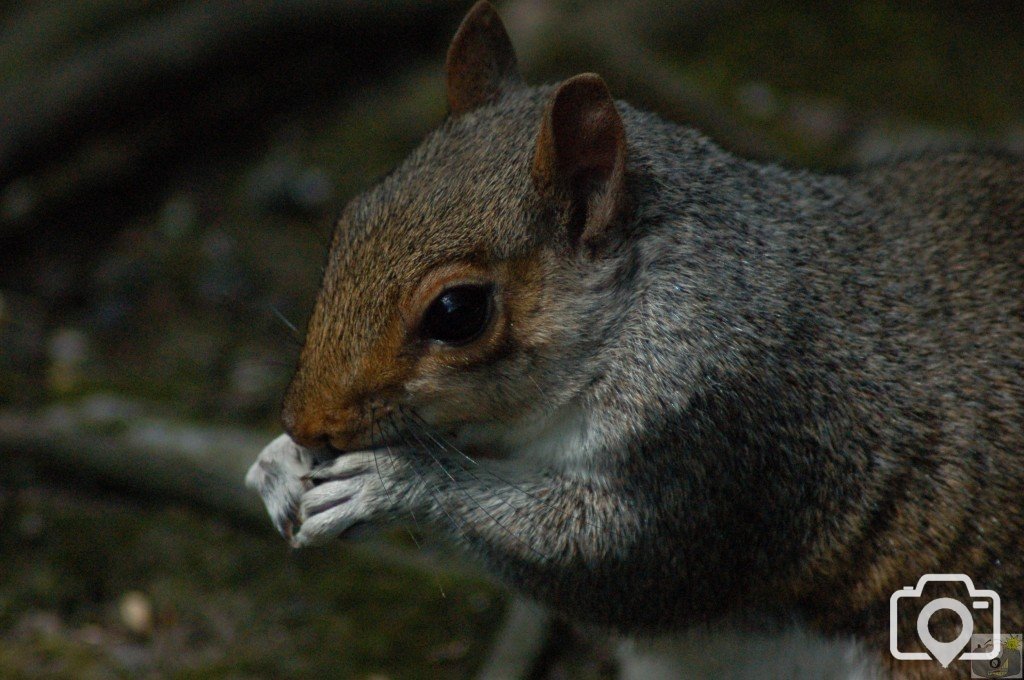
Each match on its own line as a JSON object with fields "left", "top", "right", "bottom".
{"left": 281, "top": 409, "right": 327, "bottom": 449}
{"left": 281, "top": 399, "right": 363, "bottom": 450}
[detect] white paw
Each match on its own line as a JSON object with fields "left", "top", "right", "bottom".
{"left": 245, "top": 433, "right": 314, "bottom": 541}
{"left": 291, "top": 450, "right": 400, "bottom": 547}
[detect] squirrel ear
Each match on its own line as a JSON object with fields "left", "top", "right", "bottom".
{"left": 532, "top": 73, "right": 628, "bottom": 253}
{"left": 445, "top": 1, "right": 522, "bottom": 116}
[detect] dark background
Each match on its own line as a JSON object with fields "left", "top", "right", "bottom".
{"left": 1, "top": 1, "right": 1022, "bottom": 677}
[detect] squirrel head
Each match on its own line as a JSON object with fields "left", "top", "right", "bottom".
{"left": 283, "top": 1, "right": 632, "bottom": 453}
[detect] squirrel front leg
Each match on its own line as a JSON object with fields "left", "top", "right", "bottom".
{"left": 411, "top": 451, "right": 658, "bottom": 627}
{"left": 419, "top": 458, "right": 640, "bottom": 572}
{"left": 290, "top": 442, "right": 648, "bottom": 616}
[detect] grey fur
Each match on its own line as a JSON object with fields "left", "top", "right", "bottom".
{"left": 253, "top": 76, "right": 1023, "bottom": 679}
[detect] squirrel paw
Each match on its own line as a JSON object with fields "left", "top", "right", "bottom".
{"left": 291, "top": 450, "right": 401, "bottom": 548}
{"left": 245, "top": 433, "right": 314, "bottom": 542}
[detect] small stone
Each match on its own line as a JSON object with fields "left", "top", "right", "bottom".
{"left": 108, "top": 642, "right": 151, "bottom": 672}
{"left": 231, "top": 358, "right": 272, "bottom": 394}
{"left": 197, "top": 231, "right": 252, "bottom": 303}
{"left": 48, "top": 327, "right": 87, "bottom": 365}
{"left": 118, "top": 591, "right": 154, "bottom": 637}
{"left": 292, "top": 168, "right": 334, "bottom": 212}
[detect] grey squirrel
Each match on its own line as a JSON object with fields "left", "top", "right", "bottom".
{"left": 246, "top": 3, "right": 1023, "bottom": 678}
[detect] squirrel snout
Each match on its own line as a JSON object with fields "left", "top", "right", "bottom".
{"left": 282, "top": 403, "right": 334, "bottom": 449}
{"left": 280, "top": 405, "right": 323, "bottom": 449}
{"left": 281, "top": 399, "right": 369, "bottom": 451}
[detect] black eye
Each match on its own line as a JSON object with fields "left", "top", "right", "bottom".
{"left": 420, "top": 284, "right": 493, "bottom": 346}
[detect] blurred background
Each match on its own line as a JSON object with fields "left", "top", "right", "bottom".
{"left": 0, "top": 1, "right": 1021, "bottom": 678}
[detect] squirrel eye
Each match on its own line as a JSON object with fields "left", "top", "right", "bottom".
{"left": 420, "top": 284, "right": 493, "bottom": 346}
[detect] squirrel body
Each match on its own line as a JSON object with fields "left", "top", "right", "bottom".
{"left": 247, "top": 4, "right": 1023, "bottom": 678}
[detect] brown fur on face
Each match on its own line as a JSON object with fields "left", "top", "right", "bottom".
{"left": 282, "top": 218, "right": 562, "bottom": 450}
{"left": 278, "top": 127, "right": 571, "bottom": 449}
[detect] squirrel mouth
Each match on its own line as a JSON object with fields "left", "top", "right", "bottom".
{"left": 303, "top": 412, "right": 469, "bottom": 463}
{"left": 310, "top": 436, "right": 404, "bottom": 464}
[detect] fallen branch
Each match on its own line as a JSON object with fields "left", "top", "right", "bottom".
{"left": 0, "top": 394, "right": 462, "bottom": 577}
{"left": 0, "top": 394, "right": 265, "bottom": 518}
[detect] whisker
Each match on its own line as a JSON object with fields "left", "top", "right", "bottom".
{"left": 369, "top": 409, "right": 446, "bottom": 601}
{"left": 401, "top": 406, "right": 616, "bottom": 540}
{"left": 395, "top": 410, "right": 552, "bottom": 565}
{"left": 269, "top": 304, "right": 301, "bottom": 337}
{"left": 398, "top": 409, "right": 533, "bottom": 527}
{"left": 380, "top": 414, "right": 552, "bottom": 566}
{"left": 526, "top": 373, "right": 547, "bottom": 403}
{"left": 369, "top": 409, "right": 415, "bottom": 532}
{"left": 377, "top": 415, "right": 473, "bottom": 549}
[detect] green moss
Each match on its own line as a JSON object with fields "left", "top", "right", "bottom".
{"left": 0, "top": 486, "right": 503, "bottom": 679}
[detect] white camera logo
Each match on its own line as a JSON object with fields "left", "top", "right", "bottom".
{"left": 890, "top": 574, "right": 1001, "bottom": 668}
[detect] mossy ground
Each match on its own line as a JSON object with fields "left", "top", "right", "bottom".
{"left": 0, "top": 483, "right": 502, "bottom": 679}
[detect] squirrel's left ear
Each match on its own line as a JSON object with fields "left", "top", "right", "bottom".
{"left": 532, "top": 73, "right": 628, "bottom": 254}
{"left": 445, "top": 1, "right": 522, "bottom": 116}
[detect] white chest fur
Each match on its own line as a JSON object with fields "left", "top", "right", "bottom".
{"left": 616, "top": 626, "right": 885, "bottom": 680}
{"left": 456, "top": 401, "right": 597, "bottom": 472}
